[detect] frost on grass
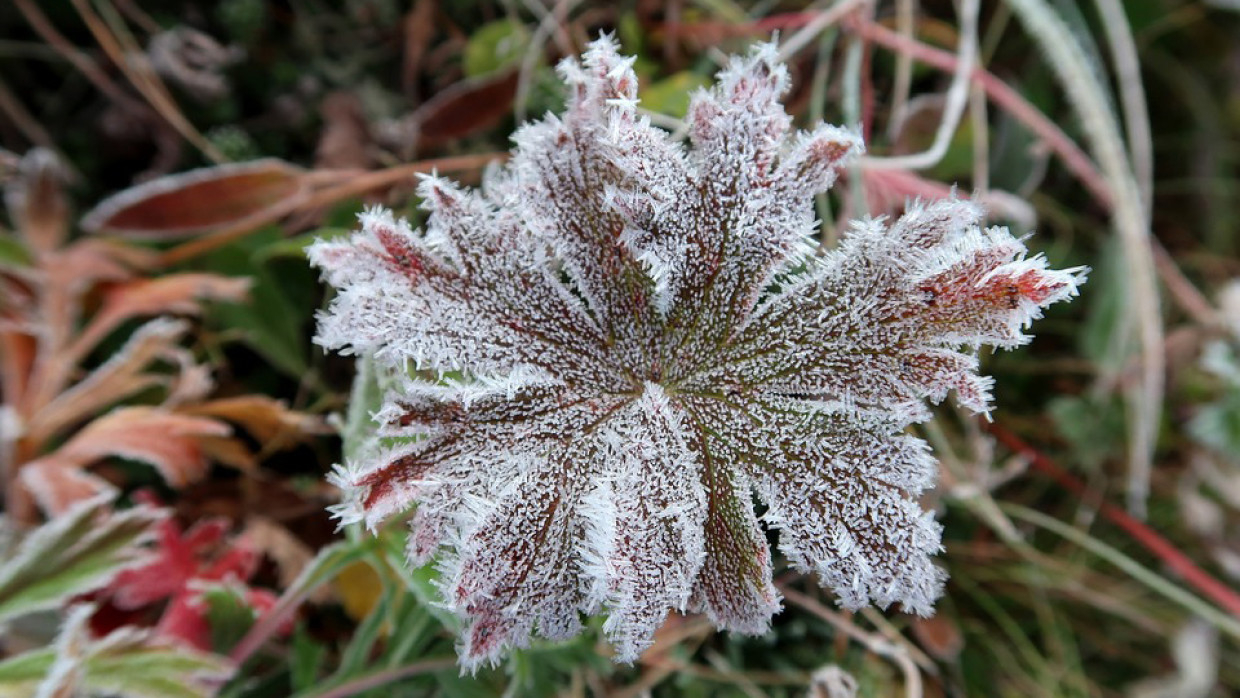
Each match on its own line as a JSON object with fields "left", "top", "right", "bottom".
{"left": 309, "top": 36, "right": 1086, "bottom": 670}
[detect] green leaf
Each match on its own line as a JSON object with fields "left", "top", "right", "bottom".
{"left": 1002, "top": 503, "right": 1240, "bottom": 641}
{"left": 0, "top": 234, "right": 32, "bottom": 267}
{"left": 341, "top": 356, "right": 402, "bottom": 462}
{"left": 641, "top": 72, "right": 711, "bottom": 118}
{"left": 0, "top": 646, "right": 52, "bottom": 697}
{"left": 378, "top": 589, "right": 438, "bottom": 667}
{"left": 89, "top": 645, "right": 233, "bottom": 698}
{"left": 202, "top": 585, "right": 262, "bottom": 653}
{"left": 199, "top": 227, "right": 314, "bottom": 378}
{"left": 0, "top": 604, "right": 233, "bottom": 698}
{"left": 463, "top": 19, "right": 530, "bottom": 77}
{"left": 1079, "top": 237, "right": 1132, "bottom": 371}
{"left": 230, "top": 539, "right": 377, "bottom": 664}
{"left": 289, "top": 626, "right": 326, "bottom": 693}
{"left": 335, "top": 575, "right": 393, "bottom": 678}
{"left": 0, "top": 497, "right": 162, "bottom": 625}
{"left": 1048, "top": 394, "right": 1125, "bottom": 471}
{"left": 378, "top": 527, "right": 460, "bottom": 631}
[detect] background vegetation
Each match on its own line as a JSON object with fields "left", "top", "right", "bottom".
{"left": 1, "top": 0, "right": 1239, "bottom": 695}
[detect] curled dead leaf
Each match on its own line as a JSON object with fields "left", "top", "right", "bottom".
{"left": 81, "top": 159, "right": 307, "bottom": 239}
{"left": 181, "top": 395, "right": 328, "bottom": 449}
{"left": 3, "top": 148, "right": 69, "bottom": 257}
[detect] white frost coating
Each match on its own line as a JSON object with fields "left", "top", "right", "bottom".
{"left": 583, "top": 384, "right": 707, "bottom": 662}
{"left": 308, "top": 35, "right": 1085, "bottom": 670}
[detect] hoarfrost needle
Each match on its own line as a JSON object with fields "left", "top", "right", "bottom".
{"left": 309, "top": 36, "right": 1085, "bottom": 669}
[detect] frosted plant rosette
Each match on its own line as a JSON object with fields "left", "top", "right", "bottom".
{"left": 309, "top": 36, "right": 1085, "bottom": 669}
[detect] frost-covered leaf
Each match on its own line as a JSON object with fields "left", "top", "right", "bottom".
{"left": 310, "top": 36, "right": 1085, "bottom": 670}
{"left": 0, "top": 497, "right": 163, "bottom": 625}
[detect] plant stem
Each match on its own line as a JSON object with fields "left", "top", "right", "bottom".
{"left": 988, "top": 422, "right": 1240, "bottom": 619}
{"left": 300, "top": 658, "right": 458, "bottom": 698}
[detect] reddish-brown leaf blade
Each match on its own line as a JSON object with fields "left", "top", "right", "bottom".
{"left": 81, "top": 159, "right": 306, "bottom": 239}
{"left": 414, "top": 69, "right": 519, "bottom": 145}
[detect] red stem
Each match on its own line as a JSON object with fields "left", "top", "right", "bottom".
{"left": 987, "top": 422, "right": 1240, "bottom": 618}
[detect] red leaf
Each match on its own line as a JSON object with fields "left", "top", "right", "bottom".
{"left": 414, "top": 69, "right": 520, "bottom": 145}
{"left": 80, "top": 159, "right": 307, "bottom": 239}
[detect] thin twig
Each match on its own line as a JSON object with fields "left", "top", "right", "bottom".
{"left": 13, "top": 0, "right": 141, "bottom": 111}
{"left": 70, "top": 0, "right": 224, "bottom": 162}
{"left": 886, "top": 0, "right": 915, "bottom": 141}
{"left": 675, "top": 10, "right": 1115, "bottom": 208}
{"left": 0, "top": 77, "right": 79, "bottom": 182}
{"left": 1151, "top": 236, "right": 1221, "bottom": 330}
{"left": 515, "top": 0, "right": 581, "bottom": 124}
{"left": 1004, "top": 0, "right": 1162, "bottom": 519}
{"left": 775, "top": 0, "right": 867, "bottom": 63}
{"left": 861, "top": 0, "right": 979, "bottom": 171}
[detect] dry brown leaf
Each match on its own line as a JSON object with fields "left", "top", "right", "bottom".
{"left": 3, "top": 148, "right": 69, "bottom": 257}
{"left": 41, "top": 240, "right": 135, "bottom": 305}
{"left": 21, "top": 406, "right": 231, "bottom": 514}
{"left": 401, "top": 0, "right": 437, "bottom": 97}
{"left": 315, "top": 92, "right": 373, "bottom": 171}
{"left": 413, "top": 68, "right": 519, "bottom": 145}
{"left": 181, "top": 395, "right": 327, "bottom": 448}
{"left": 26, "top": 319, "right": 188, "bottom": 445}
{"left": 27, "top": 241, "right": 135, "bottom": 396}
{"left": 100, "top": 273, "right": 250, "bottom": 321}
{"left": 241, "top": 515, "right": 316, "bottom": 592}
{"left": 80, "top": 159, "right": 307, "bottom": 239}
{"left": 72, "top": 273, "right": 251, "bottom": 360}
{"left": 910, "top": 613, "right": 963, "bottom": 661}
{"left": 0, "top": 330, "right": 35, "bottom": 408}
{"left": 197, "top": 435, "right": 258, "bottom": 471}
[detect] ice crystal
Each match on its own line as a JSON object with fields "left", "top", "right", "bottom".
{"left": 309, "top": 36, "right": 1085, "bottom": 669}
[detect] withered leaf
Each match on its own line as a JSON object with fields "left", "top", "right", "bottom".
{"left": 414, "top": 69, "right": 519, "bottom": 146}
{"left": 81, "top": 159, "right": 306, "bottom": 239}
{"left": 21, "top": 407, "right": 231, "bottom": 514}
